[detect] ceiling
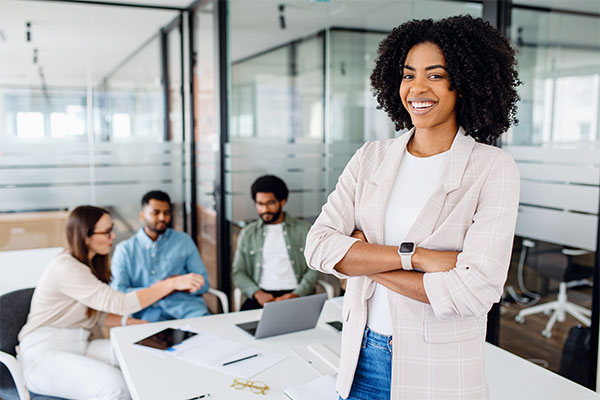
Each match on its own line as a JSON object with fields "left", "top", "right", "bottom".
{"left": 0, "top": 0, "right": 598, "bottom": 88}
{"left": 0, "top": 0, "right": 178, "bottom": 87}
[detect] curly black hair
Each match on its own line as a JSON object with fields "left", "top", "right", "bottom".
{"left": 370, "top": 15, "right": 521, "bottom": 144}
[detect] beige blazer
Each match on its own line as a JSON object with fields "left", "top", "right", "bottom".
{"left": 305, "top": 128, "right": 520, "bottom": 400}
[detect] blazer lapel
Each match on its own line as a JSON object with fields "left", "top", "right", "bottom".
{"left": 371, "top": 129, "right": 414, "bottom": 245}
{"left": 406, "top": 127, "right": 476, "bottom": 244}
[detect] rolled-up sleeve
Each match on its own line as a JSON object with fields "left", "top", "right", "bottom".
{"left": 423, "top": 152, "right": 520, "bottom": 319}
{"left": 304, "top": 145, "right": 365, "bottom": 279}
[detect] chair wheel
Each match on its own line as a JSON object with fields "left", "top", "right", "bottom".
{"left": 542, "top": 329, "right": 552, "bottom": 339}
{"left": 515, "top": 315, "right": 525, "bottom": 324}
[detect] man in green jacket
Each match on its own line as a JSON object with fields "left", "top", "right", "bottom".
{"left": 232, "top": 175, "right": 318, "bottom": 310}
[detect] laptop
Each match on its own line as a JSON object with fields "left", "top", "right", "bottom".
{"left": 236, "top": 293, "right": 327, "bottom": 339}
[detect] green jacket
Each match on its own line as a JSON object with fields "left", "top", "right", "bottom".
{"left": 232, "top": 213, "right": 318, "bottom": 298}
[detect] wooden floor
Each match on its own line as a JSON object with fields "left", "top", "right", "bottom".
{"left": 499, "top": 245, "right": 594, "bottom": 374}
{"left": 499, "top": 287, "right": 592, "bottom": 372}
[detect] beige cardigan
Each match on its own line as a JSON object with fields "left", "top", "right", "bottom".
{"left": 19, "top": 252, "right": 142, "bottom": 341}
{"left": 305, "top": 128, "right": 520, "bottom": 400}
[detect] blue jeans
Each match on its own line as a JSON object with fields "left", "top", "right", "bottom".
{"left": 341, "top": 327, "right": 392, "bottom": 400}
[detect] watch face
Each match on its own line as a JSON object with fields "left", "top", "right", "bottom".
{"left": 400, "top": 242, "right": 414, "bottom": 253}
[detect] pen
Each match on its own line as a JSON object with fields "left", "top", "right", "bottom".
{"left": 222, "top": 353, "right": 261, "bottom": 366}
{"left": 185, "top": 394, "right": 210, "bottom": 400}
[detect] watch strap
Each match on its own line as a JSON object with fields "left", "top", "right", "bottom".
{"left": 400, "top": 253, "right": 413, "bottom": 271}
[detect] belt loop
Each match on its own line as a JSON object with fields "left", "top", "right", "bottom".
{"left": 362, "top": 327, "right": 369, "bottom": 348}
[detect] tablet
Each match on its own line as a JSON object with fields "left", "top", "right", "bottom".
{"left": 134, "top": 328, "right": 197, "bottom": 350}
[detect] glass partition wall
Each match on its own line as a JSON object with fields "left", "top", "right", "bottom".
{"left": 0, "top": 2, "right": 183, "bottom": 250}
{"left": 227, "top": 0, "right": 600, "bottom": 391}
{"left": 500, "top": 4, "right": 600, "bottom": 389}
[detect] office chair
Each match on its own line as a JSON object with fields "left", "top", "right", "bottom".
{"left": 0, "top": 288, "right": 65, "bottom": 400}
{"left": 233, "top": 280, "right": 335, "bottom": 312}
{"left": 206, "top": 288, "right": 230, "bottom": 314}
{"left": 515, "top": 248, "right": 593, "bottom": 338}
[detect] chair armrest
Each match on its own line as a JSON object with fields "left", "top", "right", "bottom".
{"left": 562, "top": 248, "right": 589, "bottom": 257}
{"left": 317, "top": 280, "right": 335, "bottom": 299}
{"left": 0, "top": 350, "right": 30, "bottom": 400}
{"left": 233, "top": 288, "right": 243, "bottom": 312}
{"left": 207, "top": 288, "right": 229, "bottom": 314}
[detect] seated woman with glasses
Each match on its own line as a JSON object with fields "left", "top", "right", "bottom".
{"left": 17, "top": 205, "right": 205, "bottom": 400}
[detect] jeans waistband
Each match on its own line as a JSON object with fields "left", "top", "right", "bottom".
{"left": 362, "top": 326, "right": 393, "bottom": 353}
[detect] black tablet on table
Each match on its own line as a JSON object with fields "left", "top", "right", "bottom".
{"left": 134, "top": 328, "right": 197, "bottom": 350}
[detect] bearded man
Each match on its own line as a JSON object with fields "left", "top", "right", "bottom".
{"left": 232, "top": 175, "right": 318, "bottom": 310}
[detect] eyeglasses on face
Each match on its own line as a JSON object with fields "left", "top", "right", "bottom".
{"left": 230, "top": 378, "right": 270, "bottom": 395}
{"left": 91, "top": 224, "right": 114, "bottom": 237}
{"left": 255, "top": 200, "right": 279, "bottom": 208}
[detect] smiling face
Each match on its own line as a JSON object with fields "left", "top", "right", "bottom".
{"left": 399, "top": 42, "right": 458, "bottom": 133}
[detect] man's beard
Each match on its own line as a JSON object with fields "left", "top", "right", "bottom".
{"left": 259, "top": 208, "right": 282, "bottom": 224}
{"left": 146, "top": 220, "right": 168, "bottom": 234}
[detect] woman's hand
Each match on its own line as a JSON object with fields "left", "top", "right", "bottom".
{"left": 413, "top": 248, "right": 459, "bottom": 273}
{"left": 350, "top": 229, "right": 458, "bottom": 273}
{"left": 167, "top": 273, "right": 205, "bottom": 293}
{"left": 351, "top": 229, "right": 367, "bottom": 242}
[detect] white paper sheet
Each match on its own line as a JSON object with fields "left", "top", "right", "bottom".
{"left": 284, "top": 374, "right": 338, "bottom": 400}
{"left": 177, "top": 338, "right": 286, "bottom": 378}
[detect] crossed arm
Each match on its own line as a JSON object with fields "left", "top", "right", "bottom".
{"left": 335, "top": 230, "right": 459, "bottom": 304}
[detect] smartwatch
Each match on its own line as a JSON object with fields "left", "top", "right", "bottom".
{"left": 398, "top": 242, "right": 415, "bottom": 271}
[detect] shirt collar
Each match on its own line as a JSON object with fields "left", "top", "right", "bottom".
{"left": 136, "top": 227, "right": 172, "bottom": 246}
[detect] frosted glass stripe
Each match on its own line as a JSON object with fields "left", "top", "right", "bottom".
{"left": 516, "top": 205, "right": 598, "bottom": 251}
{"left": 0, "top": 142, "right": 183, "bottom": 167}
{"left": 1, "top": 182, "right": 183, "bottom": 212}
{"left": 226, "top": 171, "right": 325, "bottom": 193}
{"left": 0, "top": 165, "right": 183, "bottom": 186}
{"left": 226, "top": 154, "right": 324, "bottom": 171}
{"left": 521, "top": 181, "right": 599, "bottom": 214}
{"left": 1, "top": 153, "right": 182, "bottom": 167}
{"left": 0, "top": 141, "right": 183, "bottom": 153}
{"left": 517, "top": 162, "right": 599, "bottom": 186}
{"left": 327, "top": 141, "right": 364, "bottom": 154}
{"left": 505, "top": 145, "right": 600, "bottom": 165}
{"left": 226, "top": 191, "right": 325, "bottom": 222}
{"left": 225, "top": 141, "right": 323, "bottom": 157}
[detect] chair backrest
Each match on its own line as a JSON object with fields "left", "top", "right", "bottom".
{"left": 0, "top": 288, "right": 35, "bottom": 357}
{"left": 0, "top": 287, "right": 34, "bottom": 391}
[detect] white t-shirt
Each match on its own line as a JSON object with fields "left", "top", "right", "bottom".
{"left": 366, "top": 150, "right": 448, "bottom": 335}
{"left": 258, "top": 223, "right": 298, "bottom": 291}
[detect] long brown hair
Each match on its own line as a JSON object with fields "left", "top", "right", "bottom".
{"left": 66, "top": 205, "right": 112, "bottom": 284}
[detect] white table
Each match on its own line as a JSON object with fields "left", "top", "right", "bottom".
{"left": 111, "top": 299, "right": 600, "bottom": 400}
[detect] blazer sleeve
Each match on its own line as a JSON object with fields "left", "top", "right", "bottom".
{"left": 304, "top": 144, "right": 365, "bottom": 279}
{"left": 292, "top": 222, "right": 319, "bottom": 296}
{"left": 423, "top": 152, "right": 520, "bottom": 319}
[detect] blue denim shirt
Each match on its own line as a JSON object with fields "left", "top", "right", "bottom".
{"left": 111, "top": 228, "right": 210, "bottom": 322}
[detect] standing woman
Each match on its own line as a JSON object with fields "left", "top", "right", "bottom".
{"left": 18, "top": 206, "right": 205, "bottom": 399}
{"left": 305, "top": 16, "right": 521, "bottom": 400}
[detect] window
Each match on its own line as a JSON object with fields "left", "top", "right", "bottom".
{"left": 113, "top": 113, "right": 132, "bottom": 138}
{"left": 16, "top": 112, "right": 44, "bottom": 138}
